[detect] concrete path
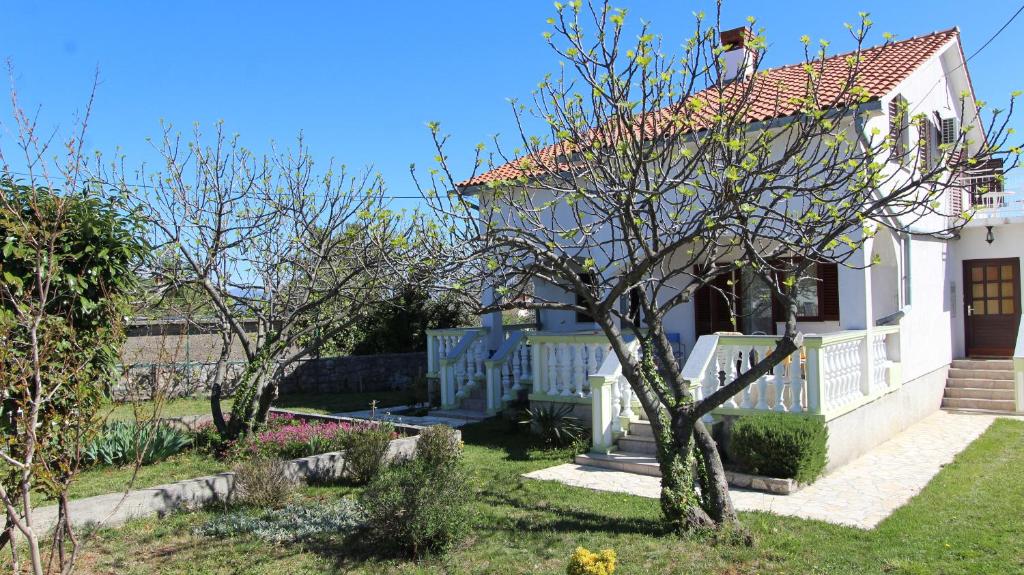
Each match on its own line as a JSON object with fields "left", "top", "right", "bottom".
{"left": 332, "top": 407, "right": 484, "bottom": 428}
{"left": 523, "top": 411, "right": 1013, "bottom": 529}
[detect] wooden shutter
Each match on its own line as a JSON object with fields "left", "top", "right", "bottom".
{"left": 818, "top": 263, "right": 840, "bottom": 321}
{"left": 694, "top": 268, "right": 740, "bottom": 336}
{"left": 917, "top": 117, "right": 934, "bottom": 171}
{"left": 888, "top": 97, "right": 904, "bottom": 158}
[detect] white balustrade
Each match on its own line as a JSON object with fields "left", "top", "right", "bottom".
{"left": 529, "top": 334, "right": 611, "bottom": 400}
{"left": 683, "top": 328, "right": 903, "bottom": 418}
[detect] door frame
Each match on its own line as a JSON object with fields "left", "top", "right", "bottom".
{"left": 963, "top": 257, "right": 1021, "bottom": 357}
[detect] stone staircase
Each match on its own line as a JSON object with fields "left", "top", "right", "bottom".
{"left": 942, "top": 358, "right": 1017, "bottom": 413}
{"left": 575, "top": 419, "right": 663, "bottom": 477}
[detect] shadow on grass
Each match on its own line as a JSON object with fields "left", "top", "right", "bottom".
{"left": 458, "top": 417, "right": 568, "bottom": 463}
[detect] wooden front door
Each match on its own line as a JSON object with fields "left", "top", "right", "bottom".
{"left": 964, "top": 258, "right": 1021, "bottom": 357}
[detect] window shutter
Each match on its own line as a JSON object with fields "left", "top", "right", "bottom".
{"left": 694, "top": 268, "right": 740, "bottom": 336}
{"left": 921, "top": 117, "right": 935, "bottom": 171}
{"left": 940, "top": 116, "right": 958, "bottom": 146}
{"left": 818, "top": 263, "right": 840, "bottom": 321}
{"left": 889, "top": 97, "right": 905, "bottom": 159}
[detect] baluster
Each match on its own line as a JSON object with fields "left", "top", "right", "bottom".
{"left": 572, "top": 344, "right": 586, "bottom": 397}
{"left": 518, "top": 345, "right": 530, "bottom": 390}
{"left": 547, "top": 343, "right": 559, "bottom": 395}
{"left": 789, "top": 349, "right": 803, "bottom": 412}
{"left": 454, "top": 353, "right": 466, "bottom": 398}
{"left": 474, "top": 339, "right": 485, "bottom": 379}
{"left": 619, "top": 376, "right": 636, "bottom": 419}
{"left": 739, "top": 348, "right": 754, "bottom": 409}
{"left": 773, "top": 356, "right": 787, "bottom": 411}
{"left": 501, "top": 361, "right": 513, "bottom": 401}
{"left": 559, "top": 344, "right": 572, "bottom": 396}
{"left": 754, "top": 346, "right": 769, "bottom": 410}
{"left": 610, "top": 374, "right": 623, "bottom": 431}
{"left": 511, "top": 347, "right": 523, "bottom": 392}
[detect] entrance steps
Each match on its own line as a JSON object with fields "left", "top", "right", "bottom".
{"left": 942, "top": 359, "right": 1017, "bottom": 413}
{"left": 574, "top": 420, "right": 663, "bottom": 477}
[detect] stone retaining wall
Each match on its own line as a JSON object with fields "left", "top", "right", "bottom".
{"left": 114, "top": 352, "right": 427, "bottom": 400}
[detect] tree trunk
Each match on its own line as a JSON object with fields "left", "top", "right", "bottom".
{"left": 650, "top": 411, "right": 715, "bottom": 532}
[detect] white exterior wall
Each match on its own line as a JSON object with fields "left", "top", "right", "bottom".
{"left": 950, "top": 220, "right": 1024, "bottom": 357}
{"left": 901, "top": 236, "right": 954, "bottom": 380}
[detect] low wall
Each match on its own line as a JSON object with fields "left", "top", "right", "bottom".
{"left": 824, "top": 364, "right": 948, "bottom": 471}
{"left": 114, "top": 352, "right": 427, "bottom": 400}
{"left": 32, "top": 433, "right": 428, "bottom": 532}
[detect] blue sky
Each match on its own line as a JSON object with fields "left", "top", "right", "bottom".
{"left": 2, "top": 1, "right": 1022, "bottom": 208}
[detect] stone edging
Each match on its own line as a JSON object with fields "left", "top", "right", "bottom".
{"left": 725, "top": 470, "right": 802, "bottom": 495}
{"left": 30, "top": 433, "right": 427, "bottom": 533}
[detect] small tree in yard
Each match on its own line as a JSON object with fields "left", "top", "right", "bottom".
{"left": 418, "top": 2, "right": 1019, "bottom": 532}
{"left": 0, "top": 81, "right": 145, "bottom": 572}
{"left": 117, "top": 124, "right": 417, "bottom": 441}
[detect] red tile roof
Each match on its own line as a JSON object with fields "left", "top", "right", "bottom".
{"left": 459, "top": 28, "right": 960, "bottom": 187}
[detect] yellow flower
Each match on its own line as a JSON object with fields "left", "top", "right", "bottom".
{"left": 567, "top": 546, "right": 616, "bottom": 575}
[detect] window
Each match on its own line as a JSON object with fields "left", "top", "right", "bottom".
{"left": 789, "top": 263, "right": 840, "bottom": 322}
{"left": 575, "top": 272, "right": 597, "bottom": 323}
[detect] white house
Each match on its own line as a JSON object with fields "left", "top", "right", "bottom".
{"left": 426, "top": 27, "right": 1022, "bottom": 476}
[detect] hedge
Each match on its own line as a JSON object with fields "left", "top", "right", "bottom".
{"left": 730, "top": 413, "right": 828, "bottom": 484}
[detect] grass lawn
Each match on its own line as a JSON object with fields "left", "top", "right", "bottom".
{"left": 37, "top": 451, "right": 229, "bottom": 503}
{"left": 102, "top": 390, "right": 410, "bottom": 422}
{"left": 28, "top": 418, "right": 1024, "bottom": 574}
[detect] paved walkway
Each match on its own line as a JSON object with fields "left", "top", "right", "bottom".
{"left": 523, "top": 411, "right": 1013, "bottom": 529}
{"left": 332, "top": 406, "right": 484, "bottom": 428}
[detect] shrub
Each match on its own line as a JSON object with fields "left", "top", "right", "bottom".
{"left": 358, "top": 440, "right": 470, "bottom": 557}
{"left": 342, "top": 423, "right": 397, "bottom": 484}
{"left": 232, "top": 457, "right": 297, "bottom": 507}
{"left": 729, "top": 414, "right": 828, "bottom": 484}
{"left": 196, "top": 500, "right": 364, "bottom": 543}
{"left": 415, "top": 425, "right": 462, "bottom": 469}
{"left": 521, "top": 404, "right": 586, "bottom": 447}
{"left": 83, "top": 422, "right": 191, "bottom": 466}
{"left": 567, "top": 547, "right": 617, "bottom": 575}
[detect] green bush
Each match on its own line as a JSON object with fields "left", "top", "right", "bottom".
{"left": 232, "top": 457, "right": 297, "bottom": 508}
{"left": 730, "top": 414, "right": 828, "bottom": 484}
{"left": 521, "top": 404, "right": 586, "bottom": 448}
{"left": 358, "top": 437, "right": 470, "bottom": 557}
{"left": 341, "top": 423, "right": 396, "bottom": 484}
{"left": 83, "top": 422, "right": 191, "bottom": 466}
{"left": 415, "top": 425, "right": 462, "bottom": 469}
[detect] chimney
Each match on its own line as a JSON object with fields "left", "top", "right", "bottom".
{"left": 719, "top": 27, "right": 756, "bottom": 83}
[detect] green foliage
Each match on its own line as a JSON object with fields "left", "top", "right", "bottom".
{"left": 196, "top": 501, "right": 365, "bottom": 543}
{"left": 522, "top": 404, "right": 586, "bottom": 448}
{"left": 730, "top": 414, "right": 828, "bottom": 483}
{"left": 83, "top": 422, "right": 192, "bottom": 467}
{"left": 415, "top": 425, "right": 462, "bottom": 469}
{"left": 231, "top": 457, "right": 298, "bottom": 508}
{"left": 342, "top": 423, "right": 397, "bottom": 484}
{"left": 358, "top": 440, "right": 471, "bottom": 558}
{"left": 0, "top": 181, "right": 145, "bottom": 496}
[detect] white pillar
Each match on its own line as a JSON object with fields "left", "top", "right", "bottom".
{"left": 590, "top": 375, "right": 615, "bottom": 453}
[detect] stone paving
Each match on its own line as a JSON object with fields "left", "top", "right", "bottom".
{"left": 523, "top": 411, "right": 1017, "bottom": 529}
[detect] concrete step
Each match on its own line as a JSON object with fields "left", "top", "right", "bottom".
{"left": 616, "top": 436, "right": 659, "bottom": 455}
{"left": 627, "top": 420, "right": 654, "bottom": 439}
{"left": 428, "top": 408, "right": 488, "bottom": 421}
{"left": 941, "top": 397, "right": 1016, "bottom": 412}
{"left": 947, "top": 368, "right": 1013, "bottom": 381}
{"left": 944, "top": 387, "right": 1016, "bottom": 400}
{"left": 574, "top": 451, "right": 661, "bottom": 477}
{"left": 951, "top": 359, "right": 1012, "bottom": 371}
{"left": 945, "top": 378, "right": 1014, "bottom": 390}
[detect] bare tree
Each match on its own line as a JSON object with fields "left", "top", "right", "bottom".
{"left": 116, "top": 124, "right": 414, "bottom": 440}
{"left": 418, "top": 2, "right": 1018, "bottom": 531}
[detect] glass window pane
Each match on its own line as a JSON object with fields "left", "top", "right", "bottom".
{"left": 973, "top": 284, "right": 985, "bottom": 298}
{"left": 1003, "top": 282, "right": 1014, "bottom": 297}
{"left": 987, "top": 266, "right": 1000, "bottom": 281}
{"left": 990, "top": 300, "right": 1001, "bottom": 314}
{"left": 1002, "top": 265, "right": 1014, "bottom": 280}
{"left": 795, "top": 275, "right": 820, "bottom": 318}
{"left": 972, "top": 267, "right": 983, "bottom": 282}
{"left": 976, "top": 300, "right": 987, "bottom": 315}
{"left": 987, "top": 283, "right": 999, "bottom": 298}
{"left": 1003, "top": 299, "right": 1015, "bottom": 314}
